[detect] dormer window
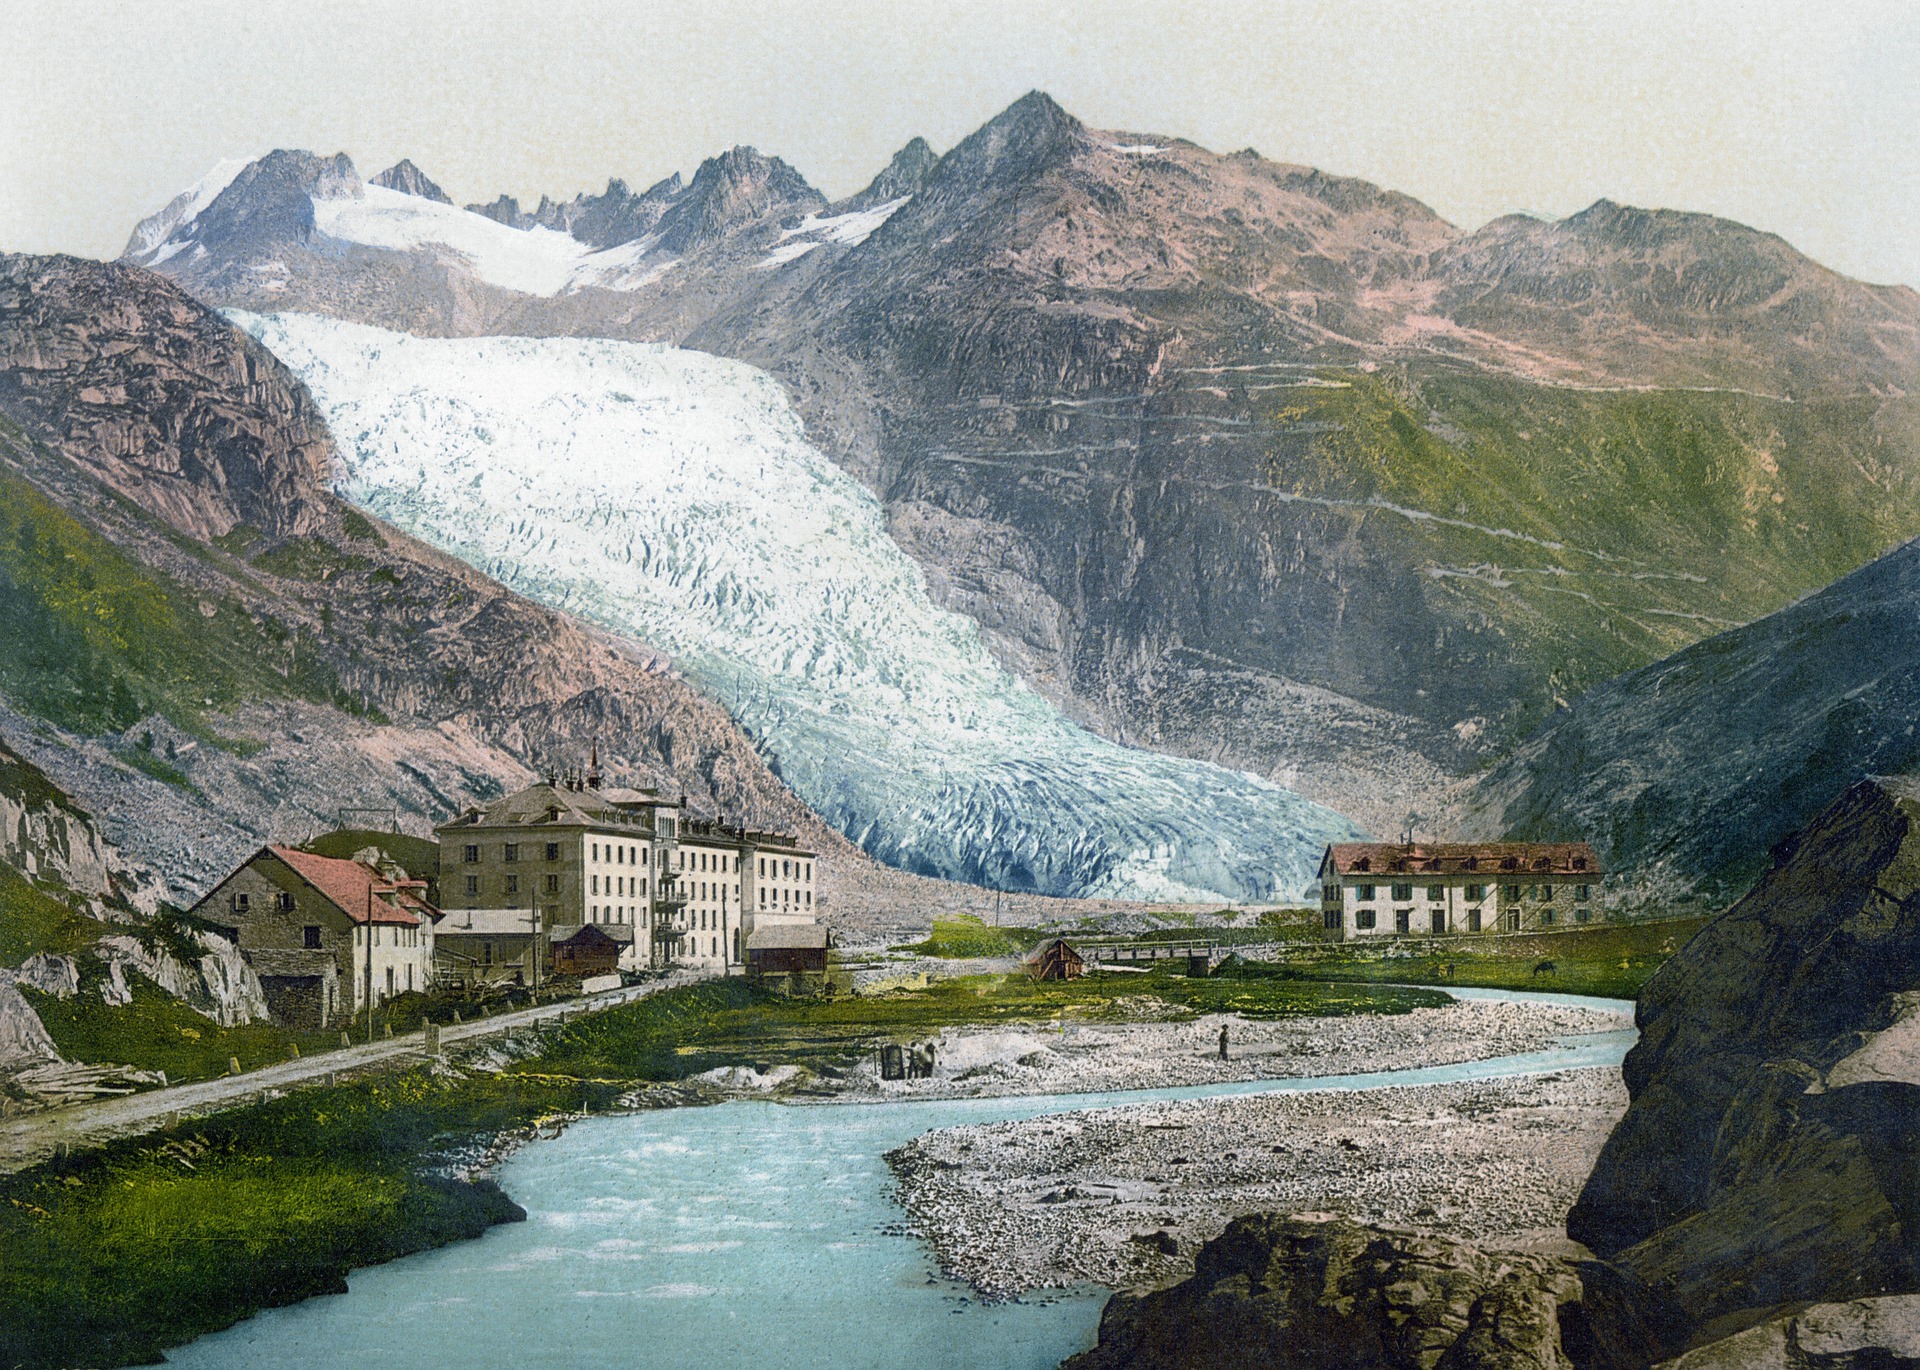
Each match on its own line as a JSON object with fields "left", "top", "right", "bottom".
{"left": 1572, "top": 856, "right": 1587, "bottom": 870}
{"left": 1501, "top": 856, "right": 1518, "bottom": 871}
{"left": 1353, "top": 858, "right": 1370, "bottom": 872}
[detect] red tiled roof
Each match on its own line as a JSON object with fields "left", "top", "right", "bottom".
{"left": 1321, "top": 842, "right": 1600, "bottom": 877}
{"left": 268, "top": 846, "right": 437, "bottom": 925}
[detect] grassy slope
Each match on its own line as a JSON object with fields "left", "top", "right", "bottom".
{"left": 1271, "top": 369, "right": 1920, "bottom": 737}
{"left": 0, "top": 421, "right": 352, "bottom": 741}
{"left": 0, "top": 866, "right": 111, "bottom": 968}
{"left": 0, "top": 1071, "right": 589, "bottom": 1370}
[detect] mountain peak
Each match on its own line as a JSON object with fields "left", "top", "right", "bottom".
{"left": 653, "top": 146, "right": 825, "bottom": 255}
{"left": 923, "top": 91, "right": 1084, "bottom": 199}
{"left": 838, "top": 137, "right": 939, "bottom": 213}
{"left": 371, "top": 159, "right": 451, "bottom": 204}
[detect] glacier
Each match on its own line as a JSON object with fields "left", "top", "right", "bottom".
{"left": 237, "top": 312, "right": 1365, "bottom": 902}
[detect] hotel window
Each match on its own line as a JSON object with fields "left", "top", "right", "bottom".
{"left": 545, "top": 874, "right": 560, "bottom": 894}
{"left": 1391, "top": 883, "right": 1413, "bottom": 902}
{"left": 1504, "top": 885, "right": 1522, "bottom": 902}
{"left": 504, "top": 874, "right": 519, "bottom": 895}
{"left": 464, "top": 845, "right": 478, "bottom": 863}
{"left": 1540, "top": 885, "right": 1554, "bottom": 901}
{"left": 1575, "top": 907, "right": 1591, "bottom": 924}
{"left": 464, "top": 875, "right": 478, "bottom": 896}
{"left": 1394, "top": 908, "right": 1411, "bottom": 933}
{"left": 1356, "top": 884, "right": 1375, "bottom": 901}
{"left": 231, "top": 891, "right": 250, "bottom": 913}
{"left": 1323, "top": 884, "right": 1337, "bottom": 902}
{"left": 1427, "top": 886, "right": 1443, "bottom": 901}
{"left": 1541, "top": 909, "right": 1557, "bottom": 925}
{"left": 504, "top": 843, "right": 519, "bottom": 863}
{"left": 1323, "top": 907, "right": 1340, "bottom": 929}
{"left": 616, "top": 845, "right": 624, "bottom": 864}
{"left": 1467, "top": 910, "right": 1482, "bottom": 932}
{"left": 303, "top": 926, "right": 322, "bottom": 949}
{"left": 1575, "top": 885, "right": 1591, "bottom": 902}
{"left": 1356, "top": 909, "right": 1377, "bottom": 930}
{"left": 276, "top": 891, "right": 296, "bottom": 912}
{"left": 546, "top": 843, "right": 559, "bottom": 861}
{"left": 1430, "top": 910, "right": 1446, "bottom": 934}
{"left": 591, "top": 875, "right": 599, "bottom": 894}
{"left": 1465, "top": 884, "right": 1485, "bottom": 901}
{"left": 1505, "top": 912, "right": 1521, "bottom": 932}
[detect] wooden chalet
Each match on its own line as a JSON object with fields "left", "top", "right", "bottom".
{"left": 1023, "top": 937, "right": 1085, "bottom": 982}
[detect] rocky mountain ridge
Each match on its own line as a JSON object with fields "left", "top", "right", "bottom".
{"left": 1459, "top": 534, "right": 1920, "bottom": 903}
{"left": 116, "top": 91, "right": 1920, "bottom": 878}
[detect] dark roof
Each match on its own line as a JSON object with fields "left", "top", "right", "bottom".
{"left": 554, "top": 923, "right": 623, "bottom": 949}
{"left": 1023, "top": 937, "right": 1084, "bottom": 965}
{"left": 1321, "top": 842, "right": 1600, "bottom": 877}
{"left": 436, "top": 781, "right": 668, "bottom": 832}
{"left": 747, "top": 924, "right": 829, "bottom": 950}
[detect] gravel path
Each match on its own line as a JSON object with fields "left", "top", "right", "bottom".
{"left": 0, "top": 973, "right": 702, "bottom": 1173}
{"left": 835, "top": 996, "right": 1628, "bottom": 1101}
{"left": 887, "top": 1066, "right": 1628, "bottom": 1298}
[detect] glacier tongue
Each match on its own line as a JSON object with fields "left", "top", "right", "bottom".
{"left": 236, "top": 312, "right": 1365, "bottom": 902}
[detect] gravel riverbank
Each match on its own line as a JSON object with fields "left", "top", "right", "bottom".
{"left": 887, "top": 1065, "right": 1628, "bottom": 1298}
{"left": 830, "top": 995, "right": 1628, "bottom": 1101}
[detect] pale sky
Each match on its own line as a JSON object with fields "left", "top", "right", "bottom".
{"left": 5, "top": 0, "right": 1917, "bottom": 287}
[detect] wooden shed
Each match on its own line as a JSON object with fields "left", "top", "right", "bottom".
{"left": 746, "top": 924, "right": 830, "bottom": 976}
{"left": 1023, "top": 937, "right": 1085, "bottom": 982}
{"left": 551, "top": 923, "right": 623, "bottom": 979}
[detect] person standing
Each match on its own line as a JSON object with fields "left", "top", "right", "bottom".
{"left": 1218, "top": 1023, "right": 1229, "bottom": 1061}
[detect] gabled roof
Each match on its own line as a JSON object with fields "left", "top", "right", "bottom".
{"left": 267, "top": 846, "right": 435, "bottom": 926}
{"left": 1320, "top": 842, "right": 1600, "bottom": 877}
{"left": 1023, "top": 936, "right": 1084, "bottom": 965}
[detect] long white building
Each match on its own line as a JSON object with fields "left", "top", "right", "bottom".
{"left": 1318, "top": 842, "right": 1602, "bottom": 941}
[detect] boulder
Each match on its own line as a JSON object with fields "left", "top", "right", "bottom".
{"left": 1062, "top": 1214, "right": 1583, "bottom": 1370}
{"left": 1654, "top": 1294, "right": 1920, "bottom": 1368}
{"left": 1568, "top": 776, "right": 1920, "bottom": 1362}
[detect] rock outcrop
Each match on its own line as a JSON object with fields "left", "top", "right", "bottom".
{"left": 1062, "top": 1214, "right": 1583, "bottom": 1370}
{"left": 0, "top": 736, "right": 161, "bottom": 915}
{"left": 1656, "top": 1295, "right": 1920, "bottom": 1369}
{"left": 1566, "top": 775, "right": 1920, "bottom": 1363}
{"left": 96, "top": 932, "right": 270, "bottom": 1026}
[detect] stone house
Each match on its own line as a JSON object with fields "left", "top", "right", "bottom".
{"left": 1317, "top": 842, "right": 1602, "bottom": 942}
{"left": 189, "top": 846, "right": 441, "bottom": 1029}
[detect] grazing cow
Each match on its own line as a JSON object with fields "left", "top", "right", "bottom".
{"left": 1532, "top": 959, "right": 1557, "bottom": 977}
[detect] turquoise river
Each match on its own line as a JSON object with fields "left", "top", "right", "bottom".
{"left": 163, "top": 989, "right": 1634, "bottom": 1369}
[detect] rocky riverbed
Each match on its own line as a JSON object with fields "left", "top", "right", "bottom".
{"left": 836, "top": 995, "right": 1628, "bottom": 1102}
{"left": 887, "top": 1066, "right": 1627, "bottom": 1298}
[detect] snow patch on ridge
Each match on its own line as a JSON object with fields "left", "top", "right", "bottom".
{"left": 308, "top": 184, "right": 683, "bottom": 297}
{"left": 235, "top": 312, "right": 1364, "bottom": 901}
{"left": 127, "top": 157, "right": 256, "bottom": 260}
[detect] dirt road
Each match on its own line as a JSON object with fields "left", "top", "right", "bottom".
{"left": 0, "top": 973, "right": 700, "bottom": 1173}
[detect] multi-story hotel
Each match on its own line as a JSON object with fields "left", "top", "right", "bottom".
{"left": 1317, "top": 842, "right": 1602, "bottom": 941}
{"left": 433, "top": 770, "right": 816, "bottom": 978}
